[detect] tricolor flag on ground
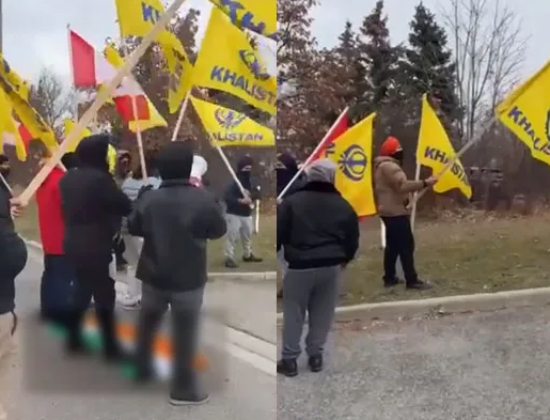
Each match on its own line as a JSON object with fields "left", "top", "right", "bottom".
{"left": 416, "top": 94, "right": 471, "bottom": 198}
{"left": 68, "top": 29, "right": 150, "bottom": 122}
{"left": 47, "top": 316, "right": 210, "bottom": 381}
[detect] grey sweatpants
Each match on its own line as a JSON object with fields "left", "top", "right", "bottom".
{"left": 281, "top": 265, "right": 341, "bottom": 359}
{"left": 224, "top": 214, "right": 253, "bottom": 260}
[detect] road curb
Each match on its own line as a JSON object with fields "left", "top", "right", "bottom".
{"left": 276, "top": 287, "right": 550, "bottom": 325}
{"left": 24, "top": 238, "right": 275, "bottom": 281}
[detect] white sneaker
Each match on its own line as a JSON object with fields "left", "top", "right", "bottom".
{"left": 122, "top": 299, "right": 141, "bottom": 311}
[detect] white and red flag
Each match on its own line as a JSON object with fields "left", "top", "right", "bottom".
{"left": 68, "top": 29, "right": 149, "bottom": 122}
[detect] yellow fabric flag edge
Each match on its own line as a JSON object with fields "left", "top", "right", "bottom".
{"left": 190, "top": 95, "right": 275, "bottom": 147}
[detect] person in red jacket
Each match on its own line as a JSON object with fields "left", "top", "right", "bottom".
{"left": 36, "top": 152, "right": 79, "bottom": 323}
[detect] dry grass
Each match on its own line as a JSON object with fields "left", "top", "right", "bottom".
{"left": 15, "top": 200, "right": 276, "bottom": 272}
{"left": 340, "top": 211, "right": 550, "bottom": 305}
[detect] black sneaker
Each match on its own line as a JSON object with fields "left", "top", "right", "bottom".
{"left": 308, "top": 355, "right": 323, "bottom": 373}
{"left": 277, "top": 359, "right": 298, "bottom": 377}
{"left": 65, "top": 339, "right": 90, "bottom": 356}
{"left": 406, "top": 280, "right": 433, "bottom": 290}
{"left": 169, "top": 390, "right": 209, "bottom": 406}
{"left": 383, "top": 277, "right": 404, "bottom": 288}
{"left": 243, "top": 254, "right": 263, "bottom": 263}
{"left": 225, "top": 258, "right": 238, "bottom": 269}
{"left": 104, "top": 345, "right": 129, "bottom": 363}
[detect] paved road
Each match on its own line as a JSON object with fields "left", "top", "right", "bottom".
{"left": 278, "top": 307, "right": 550, "bottom": 420}
{"left": 3, "top": 248, "right": 276, "bottom": 420}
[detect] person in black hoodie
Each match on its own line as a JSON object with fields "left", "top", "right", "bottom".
{"left": 59, "top": 135, "right": 132, "bottom": 360}
{"left": 128, "top": 141, "right": 226, "bottom": 406}
{"left": 223, "top": 155, "right": 263, "bottom": 268}
{"left": 0, "top": 154, "right": 27, "bottom": 420}
{"left": 276, "top": 159, "right": 359, "bottom": 377}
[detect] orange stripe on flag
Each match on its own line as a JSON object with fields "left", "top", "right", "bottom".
{"left": 84, "top": 317, "right": 209, "bottom": 370}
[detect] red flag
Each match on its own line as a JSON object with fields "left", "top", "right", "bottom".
{"left": 309, "top": 108, "right": 349, "bottom": 161}
{"left": 68, "top": 29, "right": 149, "bottom": 122}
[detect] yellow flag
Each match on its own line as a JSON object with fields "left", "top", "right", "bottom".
{"left": 0, "top": 55, "right": 58, "bottom": 152}
{"left": 63, "top": 119, "right": 92, "bottom": 153}
{"left": 63, "top": 118, "right": 117, "bottom": 173}
{"left": 496, "top": 59, "right": 550, "bottom": 166}
{"left": 0, "top": 89, "right": 27, "bottom": 161}
{"left": 417, "top": 95, "right": 472, "bottom": 198}
{"left": 113, "top": 0, "right": 193, "bottom": 113}
{"left": 321, "top": 113, "right": 376, "bottom": 217}
{"left": 103, "top": 44, "right": 168, "bottom": 131}
{"left": 193, "top": 8, "right": 276, "bottom": 116}
{"left": 190, "top": 96, "right": 274, "bottom": 147}
{"left": 208, "top": 0, "right": 277, "bottom": 41}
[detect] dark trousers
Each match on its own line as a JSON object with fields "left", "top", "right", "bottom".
{"left": 40, "top": 255, "right": 77, "bottom": 324}
{"left": 381, "top": 215, "right": 418, "bottom": 285}
{"left": 65, "top": 262, "right": 119, "bottom": 353}
{"left": 135, "top": 283, "right": 204, "bottom": 393}
{"left": 113, "top": 235, "right": 127, "bottom": 267}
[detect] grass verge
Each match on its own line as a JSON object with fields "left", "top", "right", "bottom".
{"left": 15, "top": 200, "right": 276, "bottom": 273}
{"left": 339, "top": 212, "right": 550, "bottom": 305}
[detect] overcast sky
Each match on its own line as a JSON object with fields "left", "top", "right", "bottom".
{"left": 2, "top": 0, "right": 275, "bottom": 83}
{"left": 311, "top": 0, "right": 549, "bottom": 79}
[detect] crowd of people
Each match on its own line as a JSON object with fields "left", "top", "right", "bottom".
{"left": 275, "top": 136, "right": 437, "bottom": 377}
{"left": 0, "top": 134, "right": 265, "bottom": 417}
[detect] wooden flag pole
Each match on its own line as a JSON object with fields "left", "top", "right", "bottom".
{"left": 170, "top": 91, "right": 190, "bottom": 142}
{"left": 120, "top": 41, "right": 148, "bottom": 181}
{"left": 18, "top": 0, "right": 188, "bottom": 205}
{"left": 410, "top": 163, "right": 422, "bottom": 231}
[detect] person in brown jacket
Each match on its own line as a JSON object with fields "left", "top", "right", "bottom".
{"left": 374, "top": 136, "right": 436, "bottom": 290}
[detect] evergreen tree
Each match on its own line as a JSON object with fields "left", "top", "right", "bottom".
{"left": 400, "top": 2, "right": 460, "bottom": 123}
{"left": 357, "top": 0, "right": 399, "bottom": 116}
{"left": 333, "top": 21, "right": 367, "bottom": 118}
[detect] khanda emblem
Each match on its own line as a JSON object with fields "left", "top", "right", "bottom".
{"left": 215, "top": 108, "right": 246, "bottom": 129}
{"left": 325, "top": 143, "right": 367, "bottom": 182}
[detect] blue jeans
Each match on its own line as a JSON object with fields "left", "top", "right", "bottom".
{"left": 40, "top": 255, "right": 77, "bottom": 321}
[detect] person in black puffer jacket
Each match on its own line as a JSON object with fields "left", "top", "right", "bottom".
{"left": 59, "top": 135, "right": 132, "bottom": 361}
{"left": 0, "top": 154, "right": 27, "bottom": 420}
{"left": 276, "top": 158, "right": 359, "bottom": 377}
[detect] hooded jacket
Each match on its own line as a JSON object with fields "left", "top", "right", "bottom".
{"left": 373, "top": 156, "right": 425, "bottom": 217}
{"left": 224, "top": 156, "right": 260, "bottom": 217}
{"left": 127, "top": 141, "right": 227, "bottom": 292}
{"left": 0, "top": 181, "right": 27, "bottom": 315}
{"left": 60, "top": 135, "right": 132, "bottom": 267}
{"left": 276, "top": 152, "right": 305, "bottom": 197}
{"left": 277, "top": 159, "right": 359, "bottom": 269}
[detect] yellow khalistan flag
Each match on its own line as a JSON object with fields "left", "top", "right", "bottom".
{"left": 193, "top": 8, "right": 276, "bottom": 116}
{"left": 416, "top": 95, "right": 471, "bottom": 198}
{"left": 103, "top": 44, "right": 168, "bottom": 132}
{"left": 496, "top": 59, "right": 550, "bottom": 167}
{"left": 208, "top": 0, "right": 277, "bottom": 41}
{"left": 190, "top": 96, "right": 274, "bottom": 147}
{"left": 321, "top": 113, "right": 376, "bottom": 217}
{"left": 0, "top": 89, "right": 27, "bottom": 160}
{"left": 114, "top": 0, "right": 193, "bottom": 114}
{"left": 0, "top": 55, "right": 58, "bottom": 152}
{"left": 63, "top": 119, "right": 117, "bottom": 173}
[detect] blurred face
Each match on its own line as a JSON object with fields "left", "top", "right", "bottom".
{"left": 0, "top": 161, "right": 10, "bottom": 178}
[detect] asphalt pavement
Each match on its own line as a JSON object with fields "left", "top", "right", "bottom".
{"left": 278, "top": 307, "right": 550, "bottom": 420}
{"left": 2, "top": 248, "right": 276, "bottom": 420}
